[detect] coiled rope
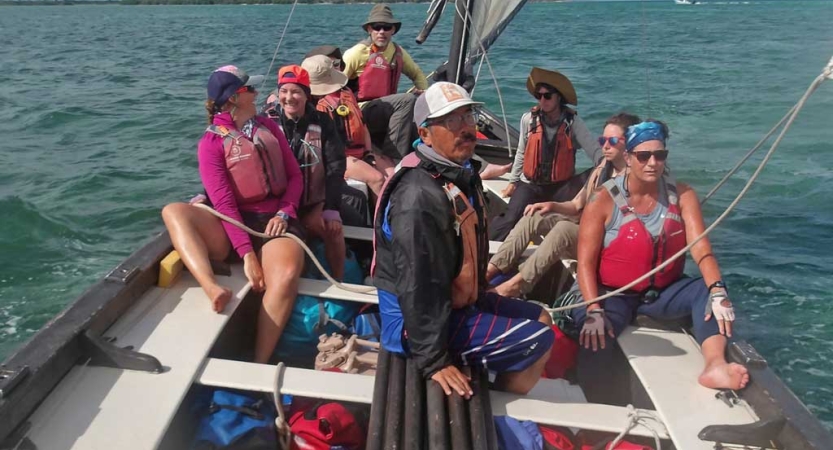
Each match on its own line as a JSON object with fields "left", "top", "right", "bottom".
{"left": 193, "top": 203, "right": 377, "bottom": 295}
{"left": 545, "top": 59, "right": 831, "bottom": 314}
{"left": 606, "top": 405, "right": 666, "bottom": 450}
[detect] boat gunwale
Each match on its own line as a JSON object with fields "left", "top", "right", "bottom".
{"left": 0, "top": 231, "right": 173, "bottom": 446}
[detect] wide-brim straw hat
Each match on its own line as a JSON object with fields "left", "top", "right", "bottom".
{"left": 526, "top": 67, "right": 578, "bottom": 106}
{"left": 302, "top": 55, "right": 348, "bottom": 97}
{"left": 362, "top": 4, "right": 402, "bottom": 34}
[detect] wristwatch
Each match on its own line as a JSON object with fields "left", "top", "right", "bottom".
{"left": 274, "top": 211, "right": 290, "bottom": 221}
{"left": 708, "top": 280, "right": 727, "bottom": 292}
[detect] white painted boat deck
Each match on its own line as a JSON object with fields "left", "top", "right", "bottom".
{"left": 196, "top": 358, "right": 669, "bottom": 440}
{"left": 24, "top": 269, "right": 251, "bottom": 450}
{"left": 618, "top": 327, "right": 764, "bottom": 450}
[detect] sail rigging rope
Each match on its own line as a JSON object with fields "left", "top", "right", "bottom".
{"left": 545, "top": 60, "right": 831, "bottom": 314}
{"left": 193, "top": 203, "right": 378, "bottom": 295}
{"left": 259, "top": 0, "right": 300, "bottom": 93}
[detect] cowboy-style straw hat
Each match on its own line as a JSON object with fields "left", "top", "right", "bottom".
{"left": 302, "top": 55, "right": 348, "bottom": 97}
{"left": 526, "top": 67, "right": 578, "bottom": 106}
{"left": 362, "top": 4, "right": 402, "bottom": 34}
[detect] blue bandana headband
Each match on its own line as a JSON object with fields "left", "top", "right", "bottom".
{"left": 626, "top": 121, "right": 666, "bottom": 152}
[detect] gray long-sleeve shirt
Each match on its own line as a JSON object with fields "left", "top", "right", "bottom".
{"left": 508, "top": 110, "right": 602, "bottom": 184}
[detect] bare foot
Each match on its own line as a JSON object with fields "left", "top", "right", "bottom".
{"left": 480, "top": 163, "right": 512, "bottom": 180}
{"left": 206, "top": 284, "right": 233, "bottom": 313}
{"left": 698, "top": 362, "right": 750, "bottom": 390}
{"left": 495, "top": 279, "right": 522, "bottom": 298}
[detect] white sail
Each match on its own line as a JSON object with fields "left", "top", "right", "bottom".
{"left": 468, "top": 0, "right": 529, "bottom": 58}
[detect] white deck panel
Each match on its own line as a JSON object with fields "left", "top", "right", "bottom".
{"left": 618, "top": 327, "right": 761, "bottom": 450}
{"left": 196, "top": 358, "right": 667, "bottom": 439}
{"left": 298, "top": 277, "right": 378, "bottom": 304}
{"left": 344, "top": 225, "right": 536, "bottom": 257}
{"left": 197, "top": 358, "right": 375, "bottom": 404}
{"left": 25, "top": 269, "right": 251, "bottom": 450}
{"left": 482, "top": 177, "right": 511, "bottom": 199}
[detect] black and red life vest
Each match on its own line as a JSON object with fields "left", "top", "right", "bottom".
{"left": 371, "top": 152, "right": 485, "bottom": 309}
{"left": 522, "top": 107, "right": 577, "bottom": 184}
{"left": 316, "top": 88, "right": 368, "bottom": 160}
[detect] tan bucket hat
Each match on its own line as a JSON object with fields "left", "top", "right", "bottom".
{"left": 362, "top": 4, "right": 402, "bottom": 34}
{"left": 526, "top": 67, "right": 578, "bottom": 106}
{"left": 301, "top": 55, "right": 348, "bottom": 97}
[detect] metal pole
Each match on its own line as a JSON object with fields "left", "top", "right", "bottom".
{"left": 403, "top": 358, "right": 425, "bottom": 450}
{"left": 383, "top": 353, "right": 406, "bottom": 449}
{"left": 367, "top": 348, "right": 392, "bottom": 450}
{"left": 467, "top": 367, "right": 489, "bottom": 450}
{"left": 426, "top": 380, "right": 450, "bottom": 450}
{"left": 448, "top": 390, "right": 473, "bottom": 450}
{"left": 447, "top": 0, "right": 475, "bottom": 86}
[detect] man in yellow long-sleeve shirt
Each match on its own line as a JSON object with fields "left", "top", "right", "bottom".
{"left": 343, "top": 3, "right": 428, "bottom": 170}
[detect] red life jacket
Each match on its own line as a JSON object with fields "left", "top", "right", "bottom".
{"left": 278, "top": 122, "right": 326, "bottom": 208}
{"left": 597, "top": 175, "right": 686, "bottom": 292}
{"left": 371, "top": 152, "right": 484, "bottom": 308}
{"left": 522, "top": 107, "right": 577, "bottom": 183}
{"left": 357, "top": 42, "right": 403, "bottom": 102}
{"left": 205, "top": 124, "right": 288, "bottom": 204}
{"left": 316, "top": 88, "right": 368, "bottom": 160}
{"left": 288, "top": 401, "right": 364, "bottom": 450}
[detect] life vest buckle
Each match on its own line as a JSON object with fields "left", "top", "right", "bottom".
{"left": 640, "top": 289, "right": 660, "bottom": 304}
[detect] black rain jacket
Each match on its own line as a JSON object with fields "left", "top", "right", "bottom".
{"left": 373, "top": 150, "right": 489, "bottom": 378}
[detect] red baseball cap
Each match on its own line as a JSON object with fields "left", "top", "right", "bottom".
{"left": 277, "top": 65, "right": 311, "bottom": 90}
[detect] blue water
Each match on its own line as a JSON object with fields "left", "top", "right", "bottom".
{"left": 1, "top": 0, "right": 832, "bottom": 428}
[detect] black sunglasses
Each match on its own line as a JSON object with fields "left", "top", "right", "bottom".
{"left": 533, "top": 91, "right": 556, "bottom": 100}
{"left": 633, "top": 150, "right": 669, "bottom": 163}
{"left": 369, "top": 23, "right": 394, "bottom": 32}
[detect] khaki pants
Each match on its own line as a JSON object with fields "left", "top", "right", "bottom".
{"left": 489, "top": 212, "right": 579, "bottom": 294}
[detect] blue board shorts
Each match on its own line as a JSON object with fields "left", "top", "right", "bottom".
{"left": 447, "top": 292, "right": 554, "bottom": 373}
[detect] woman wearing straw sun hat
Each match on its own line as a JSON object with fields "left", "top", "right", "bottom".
{"left": 302, "top": 54, "right": 386, "bottom": 196}
{"left": 489, "top": 67, "right": 603, "bottom": 241}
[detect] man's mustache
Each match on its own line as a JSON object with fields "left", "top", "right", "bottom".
{"left": 456, "top": 132, "right": 477, "bottom": 144}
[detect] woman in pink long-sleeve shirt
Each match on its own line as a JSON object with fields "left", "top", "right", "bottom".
{"left": 162, "top": 65, "right": 305, "bottom": 363}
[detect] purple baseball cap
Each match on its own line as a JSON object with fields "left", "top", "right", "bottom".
{"left": 207, "top": 65, "right": 264, "bottom": 107}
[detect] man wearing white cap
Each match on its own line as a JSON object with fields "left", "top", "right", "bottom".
{"left": 371, "top": 82, "right": 555, "bottom": 396}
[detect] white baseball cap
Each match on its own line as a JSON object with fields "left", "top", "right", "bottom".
{"left": 413, "top": 82, "right": 483, "bottom": 127}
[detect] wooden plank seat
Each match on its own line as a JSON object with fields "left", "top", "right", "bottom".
{"left": 196, "top": 357, "right": 669, "bottom": 440}
{"left": 23, "top": 268, "right": 252, "bottom": 450}
{"left": 343, "top": 225, "right": 536, "bottom": 258}
{"left": 298, "top": 277, "right": 378, "bottom": 304}
{"left": 617, "top": 327, "right": 763, "bottom": 450}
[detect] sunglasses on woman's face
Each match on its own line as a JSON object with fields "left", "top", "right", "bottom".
{"left": 236, "top": 85, "right": 257, "bottom": 94}
{"left": 370, "top": 23, "right": 394, "bottom": 32}
{"left": 533, "top": 91, "right": 556, "bottom": 100}
{"left": 598, "top": 136, "right": 623, "bottom": 146}
{"left": 633, "top": 149, "right": 669, "bottom": 163}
